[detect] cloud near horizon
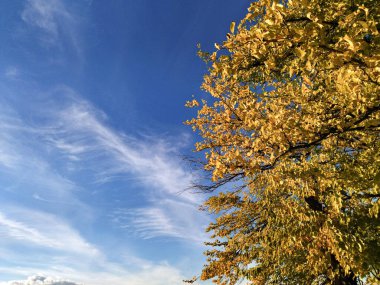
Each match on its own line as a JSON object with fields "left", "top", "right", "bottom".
{"left": 0, "top": 264, "right": 186, "bottom": 285}
{"left": 0, "top": 202, "right": 188, "bottom": 285}
{"left": 2, "top": 275, "right": 81, "bottom": 285}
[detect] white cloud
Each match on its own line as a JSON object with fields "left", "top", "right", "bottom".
{"left": 0, "top": 207, "right": 99, "bottom": 257}
{"left": 4, "top": 67, "right": 21, "bottom": 80}
{"left": 2, "top": 275, "right": 81, "bottom": 285}
{"left": 0, "top": 85, "right": 207, "bottom": 241}
{"left": 0, "top": 86, "right": 206, "bottom": 283}
{"left": 0, "top": 106, "right": 27, "bottom": 169}
{"left": 0, "top": 207, "right": 187, "bottom": 285}
{"left": 0, "top": 140, "right": 19, "bottom": 169}
{"left": 39, "top": 90, "right": 208, "bottom": 241}
{"left": 0, "top": 261, "right": 186, "bottom": 285}
{"left": 21, "top": 0, "right": 81, "bottom": 54}
{"left": 22, "top": 0, "right": 66, "bottom": 36}
{"left": 112, "top": 199, "right": 208, "bottom": 242}
{"left": 49, "top": 94, "right": 198, "bottom": 202}
{"left": 113, "top": 207, "right": 185, "bottom": 240}
{"left": 0, "top": 108, "right": 88, "bottom": 215}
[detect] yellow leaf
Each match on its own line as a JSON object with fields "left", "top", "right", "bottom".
{"left": 230, "top": 21, "right": 236, "bottom": 34}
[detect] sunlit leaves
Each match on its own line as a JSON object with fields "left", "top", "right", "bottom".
{"left": 186, "top": 0, "right": 380, "bottom": 284}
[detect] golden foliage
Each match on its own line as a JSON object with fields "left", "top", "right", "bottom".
{"left": 186, "top": 0, "right": 380, "bottom": 284}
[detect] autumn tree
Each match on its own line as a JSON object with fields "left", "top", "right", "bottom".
{"left": 186, "top": 0, "right": 380, "bottom": 284}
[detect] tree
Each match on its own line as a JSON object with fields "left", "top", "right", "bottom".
{"left": 185, "top": 0, "right": 380, "bottom": 284}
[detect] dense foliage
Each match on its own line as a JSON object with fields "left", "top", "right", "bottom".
{"left": 186, "top": 0, "right": 380, "bottom": 284}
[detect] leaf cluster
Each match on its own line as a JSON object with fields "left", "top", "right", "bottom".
{"left": 186, "top": 0, "right": 380, "bottom": 284}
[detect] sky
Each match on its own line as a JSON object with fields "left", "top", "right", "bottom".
{"left": 0, "top": 1, "right": 249, "bottom": 284}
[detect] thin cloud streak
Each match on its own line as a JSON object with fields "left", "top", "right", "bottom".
{"left": 0, "top": 84, "right": 207, "bottom": 242}
{"left": 0, "top": 207, "right": 99, "bottom": 256}
{"left": 113, "top": 207, "right": 183, "bottom": 240}
{"left": 21, "top": 0, "right": 82, "bottom": 55}
{"left": 4, "top": 67, "right": 21, "bottom": 80}
{"left": 0, "top": 206, "right": 186, "bottom": 285}
{"left": 112, "top": 199, "right": 209, "bottom": 242}
{"left": 53, "top": 98, "right": 197, "bottom": 201}
{"left": 0, "top": 101, "right": 90, "bottom": 212}
{"left": 43, "top": 91, "right": 208, "bottom": 241}
{"left": 0, "top": 85, "right": 206, "bottom": 282}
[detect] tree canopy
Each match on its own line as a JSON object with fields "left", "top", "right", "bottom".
{"left": 186, "top": 0, "right": 380, "bottom": 284}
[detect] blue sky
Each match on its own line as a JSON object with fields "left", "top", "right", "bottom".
{"left": 0, "top": 1, "right": 249, "bottom": 284}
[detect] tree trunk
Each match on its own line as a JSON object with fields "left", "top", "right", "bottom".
{"left": 333, "top": 273, "right": 357, "bottom": 285}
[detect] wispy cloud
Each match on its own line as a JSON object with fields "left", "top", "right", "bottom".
{"left": 0, "top": 84, "right": 206, "bottom": 282}
{"left": 4, "top": 67, "right": 21, "bottom": 80}
{"left": 51, "top": 95, "right": 197, "bottom": 200}
{"left": 112, "top": 199, "right": 208, "bottom": 242}
{"left": 39, "top": 88, "right": 208, "bottom": 241}
{"left": 0, "top": 104, "right": 86, "bottom": 211}
{"left": 0, "top": 84, "right": 207, "bottom": 241}
{"left": 113, "top": 207, "right": 187, "bottom": 240}
{"left": 21, "top": 0, "right": 81, "bottom": 54}
{"left": 0, "top": 207, "right": 99, "bottom": 256}
{"left": 0, "top": 106, "right": 26, "bottom": 169}
{"left": 0, "top": 206, "right": 186, "bottom": 285}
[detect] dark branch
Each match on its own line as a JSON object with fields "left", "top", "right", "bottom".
{"left": 305, "top": 196, "right": 325, "bottom": 212}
